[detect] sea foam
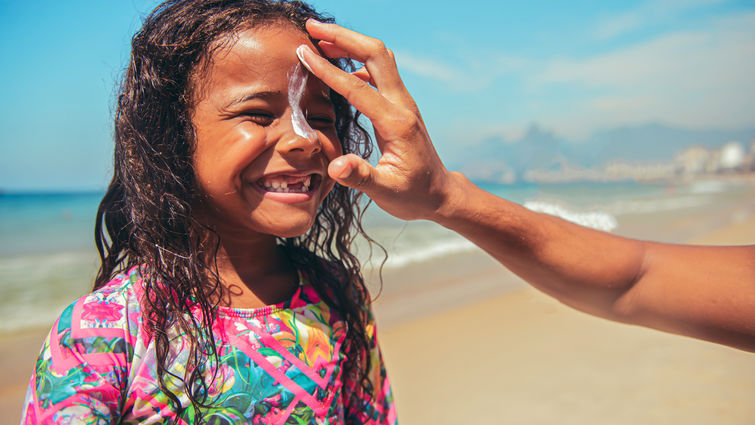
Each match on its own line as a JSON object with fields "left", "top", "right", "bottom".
{"left": 524, "top": 201, "right": 618, "bottom": 232}
{"left": 378, "top": 237, "right": 478, "bottom": 270}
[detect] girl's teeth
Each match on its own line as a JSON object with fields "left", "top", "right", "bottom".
{"left": 260, "top": 175, "right": 316, "bottom": 193}
{"left": 262, "top": 181, "right": 312, "bottom": 192}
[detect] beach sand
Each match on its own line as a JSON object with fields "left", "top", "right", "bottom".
{"left": 2, "top": 217, "right": 754, "bottom": 424}
{"left": 0, "top": 328, "right": 46, "bottom": 423}
{"left": 375, "top": 215, "right": 755, "bottom": 425}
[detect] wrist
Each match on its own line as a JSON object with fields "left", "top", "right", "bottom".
{"left": 428, "top": 170, "right": 473, "bottom": 226}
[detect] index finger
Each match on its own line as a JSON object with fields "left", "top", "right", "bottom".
{"left": 305, "top": 20, "right": 407, "bottom": 101}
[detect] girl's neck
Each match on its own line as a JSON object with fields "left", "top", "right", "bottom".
{"left": 212, "top": 233, "right": 299, "bottom": 309}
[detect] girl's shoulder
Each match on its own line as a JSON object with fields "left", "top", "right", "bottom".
{"left": 54, "top": 266, "right": 146, "bottom": 344}
{"left": 24, "top": 268, "right": 146, "bottom": 422}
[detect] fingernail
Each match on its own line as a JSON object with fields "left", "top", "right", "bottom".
{"left": 296, "top": 45, "right": 314, "bottom": 73}
{"left": 306, "top": 18, "right": 324, "bottom": 27}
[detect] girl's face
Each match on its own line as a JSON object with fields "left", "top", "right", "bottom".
{"left": 191, "top": 23, "right": 341, "bottom": 239}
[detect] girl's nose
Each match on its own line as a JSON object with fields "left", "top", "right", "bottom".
{"left": 275, "top": 129, "right": 322, "bottom": 156}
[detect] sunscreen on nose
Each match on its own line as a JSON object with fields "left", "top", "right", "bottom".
{"left": 287, "top": 63, "right": 317, "bottom": 143}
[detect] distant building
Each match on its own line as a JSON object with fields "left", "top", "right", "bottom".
{"left": 604, "top": 160, "right": 675, "bottom": 182}
{"left": 675, "top": 146, "right": 710, "bottom": 176}
{"left": 719, "top": 142, "right": 745, "bottom": 171}
{"left": 482, "top": 138, "right": 754, "bottom": 184}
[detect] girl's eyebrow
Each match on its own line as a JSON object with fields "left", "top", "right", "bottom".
{"left": 225, "top": 90, "right": 283, "bottom": 108}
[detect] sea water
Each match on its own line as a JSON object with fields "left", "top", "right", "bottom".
{"left": 0, "top": 192, "right": 102, "bottom": 333}
{"left": 1, "top": 180, "right": 753, "bottom": 334}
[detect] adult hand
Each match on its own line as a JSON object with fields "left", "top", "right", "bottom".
{"left": 297, "top": 20, "right": 459, "bottom": 221}
{"left": 298, "top": 21, "right": 755, "bottom": 354}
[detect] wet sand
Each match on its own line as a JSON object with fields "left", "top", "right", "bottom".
{"left": 0, "top": 328, "right": 46, "bottom": 424}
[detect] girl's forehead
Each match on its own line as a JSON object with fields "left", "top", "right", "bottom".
{"left": 207, "top": 25, "right": 310, "bottom": 82}
{"left": 217, "top": 25, "right": 307, "bottom": 67}
{"left": 192, "top": 24, "right": 314, "bottom": 101}
{"left": 192, "top": 24, "right": 326, "bottom": 107}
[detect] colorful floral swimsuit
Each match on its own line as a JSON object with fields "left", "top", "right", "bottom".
{"left": 21, "top": 267, "right": 396, "bottom": 424}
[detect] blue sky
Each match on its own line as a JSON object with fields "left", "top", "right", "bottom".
{"left": 0, "top": 0, "right": 753, "bottom": 190}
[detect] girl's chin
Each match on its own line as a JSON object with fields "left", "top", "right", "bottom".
{"left": 256, "top": 216, "right": 317, "bottom": 239}
{"left": 270, "top": 226, "right": 313, "bottom": 239}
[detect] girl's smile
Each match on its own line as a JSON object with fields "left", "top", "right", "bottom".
{"left": 254, "top": 172, "right": 323, "bottom": 199}
{"left": 191, "top": 23, "right": 341, "bottom": 239}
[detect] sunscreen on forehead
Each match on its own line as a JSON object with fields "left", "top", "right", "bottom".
{"left": 287, "top": 63, "right": 317, "bottom": 143}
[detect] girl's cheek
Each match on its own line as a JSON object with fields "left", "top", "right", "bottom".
{"left": 217, "top": 124, "right": 271, "bottom": 169}
{"left": 322, "top": 131, "right": 343, "bottom": 159}
{"left": 319, "top": 178, "right": 337, "bottom": 203}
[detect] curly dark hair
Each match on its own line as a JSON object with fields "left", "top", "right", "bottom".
{"left": 94, "top": 0, "right": 378, "bottom": 421}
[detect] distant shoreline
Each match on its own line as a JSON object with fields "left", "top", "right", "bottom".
{"left": 0, "top": 189, "right": 105, "bottom": 196}
{"left": 469, "top": 170, "right": 755, "bottom": 186}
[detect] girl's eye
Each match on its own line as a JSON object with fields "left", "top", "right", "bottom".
{"left": 307, "top": 115, "right": 335, "bottom": 128}
{"left": 243, "top": 112, "right": 274, "bottom": 126}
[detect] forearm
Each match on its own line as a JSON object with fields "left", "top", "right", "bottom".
{"left": 432, "top": 172, "right": 755, "bottom": 351}
{"left": 432, "top": 172, "right": 646, "bottom": 313}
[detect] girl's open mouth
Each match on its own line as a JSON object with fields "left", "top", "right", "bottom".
{"left": 257, "top": 173, "right": 321, "bottom": 194}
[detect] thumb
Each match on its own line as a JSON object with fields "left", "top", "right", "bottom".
{"left": 328, "top": 154, "right": 376, "bottom": 192}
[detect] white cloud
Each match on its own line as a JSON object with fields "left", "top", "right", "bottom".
{"left": 390, "top": 8, "right": 754, "bottom": 142}
{"left": 394, "top": 49, "right": 526, "bottom": 92}
{"left": 532, "top": 12, "right": 755, "bottom": 138}
{"left": 593, "top": 0, "right": 729, "bottom": 40}
{"left": 594, "top": 11, "right": 643, "bottom": 40}
{"left": 394, "top": 51, "right": 464, "bottom": 84}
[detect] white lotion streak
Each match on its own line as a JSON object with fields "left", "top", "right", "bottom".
{"left": 287, "top": 63, "right": 317, "bottom": 143}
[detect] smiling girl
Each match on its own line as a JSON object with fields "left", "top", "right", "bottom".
{"left": 21, "top": 1, "right": 394, "bottom": 423}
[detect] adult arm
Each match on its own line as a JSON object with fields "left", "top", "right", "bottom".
{"left": 299, "top": 20, "right": 755, "bottom": 352}
{"left": 435, "top": 177, "right": 755, "bottom": 351}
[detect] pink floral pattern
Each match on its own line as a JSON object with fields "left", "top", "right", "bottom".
{"left": 80, "top": 300, "right": 123, "bottom": 323}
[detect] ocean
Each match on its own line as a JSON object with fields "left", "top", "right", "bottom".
{"left": 1, "top": 179, "right": 753, "bottom": 335}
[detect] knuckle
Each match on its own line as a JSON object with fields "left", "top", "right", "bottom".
{"left": 341, "top": 76, "right": 368, "bottom": 99}
{"left": 369, "top": 38, "right": 387, "bottom": 54}
{"left": 331, "top": 31, "right": 343, "bottom": 46}
{"left": 353, "top": 162, "right": 371, "bottom": 188}
{"left": 357, "top": 172, "right": 371, "bottom": 189}
{"left": 351, "top": 78, "right": 369, "bottom": 93}
{"left": 390, "top": 109, "right": 420, "bottom": 134}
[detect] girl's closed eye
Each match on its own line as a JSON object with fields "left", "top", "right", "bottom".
{"left": 243, "top": 110, "right": 275, "bottom": 126}
{"left": 306, "top": 113, "right": 335, "bottom": 129}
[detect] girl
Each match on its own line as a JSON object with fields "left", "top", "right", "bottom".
{"left": 21, "top": 0, "right": 395, "bottom": 423}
